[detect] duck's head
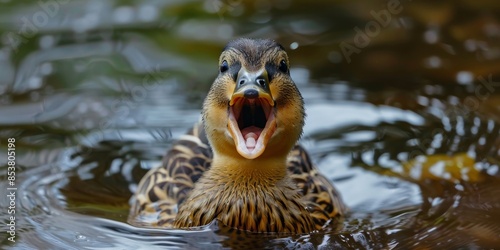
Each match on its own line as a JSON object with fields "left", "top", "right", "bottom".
{"left": 203, "top": 38, "right": 304, "bottom": 161}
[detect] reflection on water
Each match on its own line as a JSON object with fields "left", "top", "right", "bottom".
{"left": 1, "top": 0, "right": 499, "bottom": 249}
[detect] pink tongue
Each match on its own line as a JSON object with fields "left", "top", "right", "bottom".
{"left": 241, "top": 126, "right": 262, "bottom": 149}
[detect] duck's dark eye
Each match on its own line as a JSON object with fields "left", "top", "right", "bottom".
{"left": 278, "top": 60, "right": 288, "bottom": 73}
{"left": 220, "top": 60, "right": 229, "bottom": 73}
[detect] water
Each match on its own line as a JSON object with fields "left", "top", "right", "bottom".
{"left": 1, "top": 0, "right": 499, "bottom": 249}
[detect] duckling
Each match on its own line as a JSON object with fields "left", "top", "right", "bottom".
{"left": 129, "top": 38, "right": 345, "bottom": 234}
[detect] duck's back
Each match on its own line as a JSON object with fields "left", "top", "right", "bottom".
{"left": 128, "top": 121, "right": 345, "bottom": 229}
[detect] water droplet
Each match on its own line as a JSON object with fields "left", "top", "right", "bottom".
{"left": 464, "top": 39, "right": 477, "bottom": 52}
{"left": 28, "top": 77, "right": 43, "bottom": 89}
{"left": 424, "top": 28, "right": 439, "bottom": 44}
{"left": 456, "top": 71, "right": 473, "bottom": 85}
{"left": 39, "top": 35, "right": 55, "bottom": 49}
{"left": 486, "top": 164, "right": 498, "bottom": 176}
{"left": 40, "top": 62, "right": 53, "bottom": 75}
{"left": 425, "top": 56, "right": 441, "bottom": 68}
{"left": 74, "top": 234, "right": 87, "bottom": 242}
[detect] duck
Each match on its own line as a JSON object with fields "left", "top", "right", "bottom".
{"left": 129, "top": 38, "right": 345, "bottom": 234}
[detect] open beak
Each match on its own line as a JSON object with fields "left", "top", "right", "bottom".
{"left": 228, "top": 68, "right": 276, "bottom": 159}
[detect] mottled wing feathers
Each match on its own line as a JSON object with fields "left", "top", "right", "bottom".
{"left": 129, "top": 123, "right": 344, "bottom": 230}
{"left": 287, "top": 145, "right": 346, "bottom": 229}
{"left": 129, "top": 122, "right": 212, "bottom": 226}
